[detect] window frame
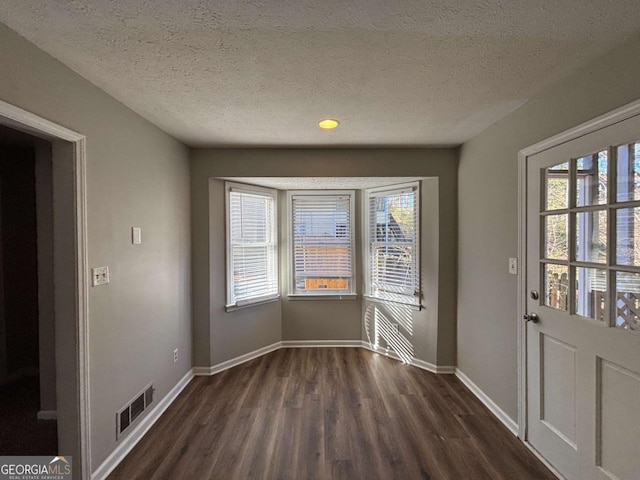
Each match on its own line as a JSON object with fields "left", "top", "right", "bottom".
{"left": 287, "top": 190, "right": 357, "bottom": 299}
{"left": 225, "top": 181, "right": 279, "bottom": 310}
{"left": 540, "top": 142, "right": 640, "bottom": 331}
{"left": 364, "top": 181, "right": 421, "bottom": 309}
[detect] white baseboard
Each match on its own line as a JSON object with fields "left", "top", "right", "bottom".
{"left": 193, "top": 341, "right": 282, "bottom": 376}
{"left": 281, "top": 340, "right": 362, "bottom": 348}
{"left": 413, "top": 357, "right": 456, "bottom": 374}
{"left": 37, "top": 410, "right": 57, "bottom": 421}
{"left": 196, "top": 341, "right": 454, "bottom": 380}
{"left": 361, "top": 342, "right": 456, "bottom": 374}
{"left": 195, "top": 340, "right": 365, "bottom": 377}
{"left": 91, "top": 369, "right": 194, "bottom": 480}
{"left": 455, "top": 368, "right": 519, "bottom": 436}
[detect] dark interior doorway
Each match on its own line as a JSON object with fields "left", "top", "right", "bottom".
{"left": 0, "top": 124, "right": 57, "bottom": 455}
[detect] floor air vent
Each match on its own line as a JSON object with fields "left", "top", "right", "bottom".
{"left": 117, "top": 383, "right": 154, "bottom": 439}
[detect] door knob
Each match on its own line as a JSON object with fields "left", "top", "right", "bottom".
{"left": 524, "top": 312, "right": 539, "bottom": 323}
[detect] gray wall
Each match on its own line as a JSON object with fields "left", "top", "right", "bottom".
{"left": 191, "top": 148, "right": 458, "bottom": 367}
{"left": 206, "top": 178, "right": 282, "bottom": 366}
{"left": 360, "top": 178, "right": 441, "bottom": 365}
{"left": 457, "top": 33, "right": 640, "bottom": 421}
{"left": 280, "top": 191, "right": 362, "bottom": 342}
{"left": 0, "top": 23, "right": 191, "bottom": 471}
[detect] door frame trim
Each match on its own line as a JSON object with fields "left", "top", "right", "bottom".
{"left": 0, "top": 100, "right": 91, "bottom": 479}
{"left": 517, "top": 98, "right": 640, "bottom": 442}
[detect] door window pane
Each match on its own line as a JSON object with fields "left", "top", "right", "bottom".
{"left": 576, "top": 151, "right": 607, "bottom": 206}
{"left": 576, "top": 210, "right": 607, "bottom": 263}
{"left": 616, "top": 142, "right": 640, "bottom": 203}
{"left": 575, "top": 267, "right": 606, "bottom": 321}
{"left": 544, "top": 264, "right": 569, "bottom": 311}
{"left": 545, "top": 214, "right": 568, "bottom": 260}
{"left": 615, "top": 271, "right": 640, "bottom": 331}
{"left": 616, "top": 207, "right": 640, "bottom": 266}
{"left": 545, "top": 162, "right": 569, "bottom": 210}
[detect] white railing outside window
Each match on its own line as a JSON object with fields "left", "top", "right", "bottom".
{"left": 365, "top": 182, "right": 420, "bottom": 307}
{"left": 288, "top": 191, "right": 355, "bottom": 296}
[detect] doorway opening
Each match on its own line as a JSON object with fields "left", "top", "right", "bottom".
{"left": 0, "top": 125, "right": 57, "bottom": 455}
{"left": 0, "top": 101, "right": 90, "bottom": 479}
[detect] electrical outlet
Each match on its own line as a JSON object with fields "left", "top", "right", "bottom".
{"left": 91, "top": 266, "right": 110, "bottom": 287}
{"left": 508, "top": 258, "right": 518, "bottom": 275}
{"left": 173, "top": 348, "right": 179, "bottom": 363}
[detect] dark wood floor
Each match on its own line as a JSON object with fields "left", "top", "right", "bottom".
{"left": 109, "top": 348, "right": 553, "bottom": 480}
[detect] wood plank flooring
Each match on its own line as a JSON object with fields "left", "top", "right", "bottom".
{"left": 108, "top": 348, "right": 554, "bottom": 480}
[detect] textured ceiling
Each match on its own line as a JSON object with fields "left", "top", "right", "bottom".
{"left": 221, "top": 177, "right": 426, "bottom": 190}
{"left": 2, "top": 1, "right": 640, "bottom": 147}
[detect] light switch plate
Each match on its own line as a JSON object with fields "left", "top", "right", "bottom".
{"left": 92, "top": 266, "right": 110, "bottom": 286}
{"left": 132, "top": 227, "right": 142, "bottom": 245}
{"left": 508, "top": 258, "right": 518, "bottom": 275}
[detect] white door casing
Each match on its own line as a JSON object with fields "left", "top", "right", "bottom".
{"left": 0, "top": 100, "right": 91, "bottom": 479}
{"left": 520, "top": 104, "right": 640, "bottom": 480}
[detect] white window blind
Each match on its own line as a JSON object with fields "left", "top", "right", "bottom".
{"left": 226, "top": 184, "right": 278, "bottom": 307}
{"left": 290, "top": 192, "right": 355, "bottom": 295}
{"left": 367, "top": 184, "right": 420, "bottom": 306}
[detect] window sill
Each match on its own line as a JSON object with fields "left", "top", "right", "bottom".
{"left": 286, "top": 294, "right": 358, "bottom": 301}
{"left": 226, "top": 295, "right": 280, "bottom": 312}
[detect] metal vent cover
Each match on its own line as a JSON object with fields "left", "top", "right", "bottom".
{"left": 116, "top": 383, "right": 154, "bottom": 439}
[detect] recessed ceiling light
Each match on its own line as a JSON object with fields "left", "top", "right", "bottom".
{"left": 318, "top": 119, "right": 339, "bottom": 129}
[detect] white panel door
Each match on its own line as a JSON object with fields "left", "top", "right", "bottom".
{"left": 526, "top": 113, "right": 640, "bottom": 479}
